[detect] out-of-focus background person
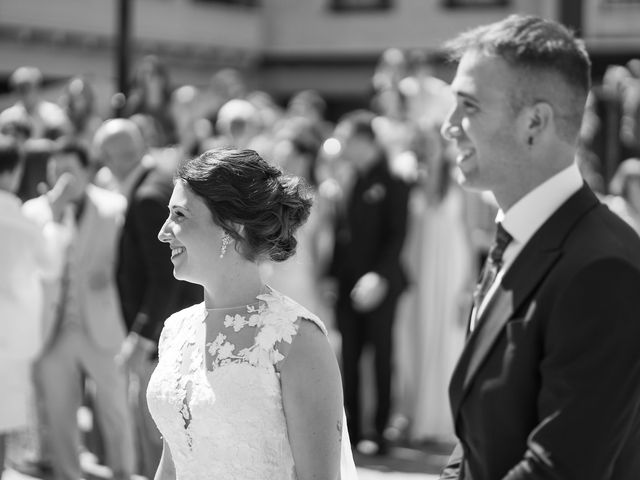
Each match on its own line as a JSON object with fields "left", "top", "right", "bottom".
{"left": 93, "top": 118, "right": 201, "bottom": 480}
{"left": 122, "top": 56, "right": 175, "bottom": 148}
{"left": 0, "top": 67, "right": 69, "bottom": 142}
{"left": 260, "top": 117, "right": 334, "bottom": 322}
{"left": 394, "top": 125, "right": 473, "bottom": 445}
{"left": 0, "top": 136, "right": 67, "bottom": 478}
{"left": 58, "top": 77, "right": 103, "bottom": 150}
{"left": 327, "top": 109, "right": 411, "bottom": 455}
{"left": 604, "top": 157, "right": 640, "bottom": 235}
{"left": 22, "top": 141, "right": 134, "bottom": 480}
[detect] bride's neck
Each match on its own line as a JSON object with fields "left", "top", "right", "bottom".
{"left": 203, "top": 262, "right": 265, "bottom": 310}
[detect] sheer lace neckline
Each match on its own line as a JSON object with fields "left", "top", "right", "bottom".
{"left": 205, "top": 301, "right": 261, "bottom": 313}
{"left": 203, "top": 285, "right": 271, "bottom": 313}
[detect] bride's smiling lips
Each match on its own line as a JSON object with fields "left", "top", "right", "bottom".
{"left": 170, "top": 246, "right": 185, "bottom": 259}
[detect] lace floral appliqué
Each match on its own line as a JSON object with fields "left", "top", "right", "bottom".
{"left": 207, "top": 291, "right": 300, "bottom": 370}
{"left": 145, "top": 289, "right": 338, "bottom": 480}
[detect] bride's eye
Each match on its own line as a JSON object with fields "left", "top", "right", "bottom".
{"left": 171, "top": 209, "right": 186, "bottom": 222}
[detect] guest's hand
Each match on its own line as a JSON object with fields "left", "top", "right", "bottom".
{"left": 351, "top": 271, "right": 388, "bottom": 312}
{"left": 45, "top": 173, "right": 78, "bottom": 222}
{"left": 117, "top": 332, "right": 156, "bottom": 375}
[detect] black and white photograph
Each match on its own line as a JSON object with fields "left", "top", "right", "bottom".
{"left": 1, "top": 1, "right": 640, "bottom": 479}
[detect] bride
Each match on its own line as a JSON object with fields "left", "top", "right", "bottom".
{"left": 147, "top": 147, "right": 358, "bottom": 479}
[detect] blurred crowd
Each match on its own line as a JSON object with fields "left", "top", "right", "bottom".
{"left": 1, "top": 44, "right": 640, "bottom": 479}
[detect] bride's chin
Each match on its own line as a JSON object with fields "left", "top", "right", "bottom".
{"left": 172, "top": 268, "right": 186, "bottom": 282}
{"left": 173, "top": 269, "right": 200, "bottom": 286}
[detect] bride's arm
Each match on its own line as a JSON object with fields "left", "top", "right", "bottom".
{"left": 153, "top": 439, "right": 176, "bottom": 480}
{"left": 280, "top": 320, "right": 344, "bottom": 480}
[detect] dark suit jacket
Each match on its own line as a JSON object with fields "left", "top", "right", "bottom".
{"left": 117, "top": 160, "right": 201, "bottom": 348}
{"left": 442, "top": 184, "right": 640, "bottom": 480}
{"left": 328, "top": 156, "right": 410, "bottom": 304}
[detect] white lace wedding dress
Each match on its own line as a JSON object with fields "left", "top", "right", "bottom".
{"left": 147, "top": 287, "right": 358, "bottom": 480}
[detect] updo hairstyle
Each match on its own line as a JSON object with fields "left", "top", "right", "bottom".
{"left": 176, "top": 148, "right": 313, "bottom": 262}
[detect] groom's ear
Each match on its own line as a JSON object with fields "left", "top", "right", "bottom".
{"left": 525, "top": 101, "right": 553, "bottom": 143}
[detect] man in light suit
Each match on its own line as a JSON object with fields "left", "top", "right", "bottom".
{"left": 439, "top": 15, "right": 640, "bottom": 480}
{"left": 23, "top": 141, "right": 134, "bottom": 480}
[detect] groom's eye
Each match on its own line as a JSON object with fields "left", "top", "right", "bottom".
{"left": 463, "top": 101, "right": 478, "bottom": 114}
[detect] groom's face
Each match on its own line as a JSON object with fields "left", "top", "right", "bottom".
{"left": 442, "top": 50, "right": 525, "bottom": 193}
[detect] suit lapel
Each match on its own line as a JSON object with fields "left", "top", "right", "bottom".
{"left": 450, "top": 250, "right": 560, "bottom": 419}
{"left": 128, "top": 166, "right": 152, "bottom": 204}
{"left": 450, "top": 184, "right": 600, "bottom": 421}
{"left": 118, "top": 166, "right": 152, "bottom": 263}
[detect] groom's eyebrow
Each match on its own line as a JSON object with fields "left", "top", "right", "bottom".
{"left": 457, "top": 91, "right": 478, "bottom": 103}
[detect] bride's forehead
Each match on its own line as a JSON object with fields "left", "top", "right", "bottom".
{"left": 170, "top": 181, "right": 205, "bottom": 208}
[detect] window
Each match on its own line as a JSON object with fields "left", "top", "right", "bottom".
{"left": 330, "top": 0, "right": 391, "bottom": 12}
{"left": 444, "top": 0, "right": 510, "bottom": 7}
{"left": 193, "top": 0, "right": 259, "bottom": 6}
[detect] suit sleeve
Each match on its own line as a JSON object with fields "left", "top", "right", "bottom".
{"left": 129, "top": 194, "right": 181, "bottom": 345}
{"left": 372, "top": 177, "right": 410, "bottom": 285}
{"left": 502, "top": 258, "right": 640, "bottom": 480}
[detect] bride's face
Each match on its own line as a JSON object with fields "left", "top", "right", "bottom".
{"left": 158, "top": 180, "right": 227, "bottom": 284}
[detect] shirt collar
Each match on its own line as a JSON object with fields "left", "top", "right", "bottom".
{"left": 119, "top": 154, "right": 154, "bottom": 199}
{"left": 497, "top": 162, "right": 583, "bottom": 247}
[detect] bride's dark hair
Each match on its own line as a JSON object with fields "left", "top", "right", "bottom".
{"left": 176, "top": 148, "right": 313, "bottom": 262}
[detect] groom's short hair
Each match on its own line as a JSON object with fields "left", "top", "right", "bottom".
{"left": 444, "top": 14, "right": 591, "bottom": 143}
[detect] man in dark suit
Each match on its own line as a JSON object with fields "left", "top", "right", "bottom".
{"left": 93, "top": 119, "right": 201, "bottom": 479}
{"left": 439, "top": 15, "right": 640, "bottom": 480}
{"left": 328, "top": 109, "right": 410, "bottom": 454}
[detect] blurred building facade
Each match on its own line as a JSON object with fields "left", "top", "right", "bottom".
{"left": 0, "top": 0, "right": 639, "bottom": 118}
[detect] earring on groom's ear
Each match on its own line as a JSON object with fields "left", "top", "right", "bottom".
{"left": 528, "top": 136, "right": 533, "bottom": 146}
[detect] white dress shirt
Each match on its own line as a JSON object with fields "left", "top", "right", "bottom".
{"left": 474, "top": 163, "right": 584, "bottom": 323}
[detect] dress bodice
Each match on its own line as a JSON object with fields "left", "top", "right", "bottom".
{"left": 147, "top": 287, "right": 357, "bottom": 480}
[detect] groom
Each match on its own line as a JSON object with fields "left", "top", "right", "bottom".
{"left": 439, "top": 15, "right": 640, "bottom": 480}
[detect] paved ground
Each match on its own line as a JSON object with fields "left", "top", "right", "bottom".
{"left": 3, "top": 462, "right": 441, "bottom": 480}
{"left": 3, "top": 441, "right": 450, "bottom": 480}
{"left": 354, "top": 446, "right": 447, "bottom": 479}
{"left": 3, "top": 414, "right": 452, "bottom": 480}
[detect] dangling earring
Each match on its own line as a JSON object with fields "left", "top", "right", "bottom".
{"left": 220, "top": 232, "right": 232, "bottom": 259}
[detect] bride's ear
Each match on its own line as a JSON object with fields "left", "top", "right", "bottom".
{"left": 236, "top": 224, "right": 245, "bottom": 235}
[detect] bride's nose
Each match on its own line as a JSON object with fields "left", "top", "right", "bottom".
{"left": 158, "top": 218, "right": 173, "bottom": 243}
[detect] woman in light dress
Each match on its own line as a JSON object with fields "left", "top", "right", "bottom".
{"left": 148, "top": 148, "right": 357, "bottom": 479}
{"left": 395, "top": 130, "right": 474, "bottom": 443}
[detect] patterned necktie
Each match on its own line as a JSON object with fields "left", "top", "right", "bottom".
{"left": 470, "top": 222, "right": 513, "bottom": 331}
